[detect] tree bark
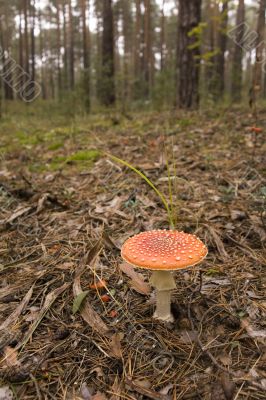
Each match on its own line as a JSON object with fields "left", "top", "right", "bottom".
{"left": 55, "top": 0, "right": 62, "bottom": 95}
{"left": 252, "top": 0, "right": 266, "bottom": 100}
{"left": 143, "top": 0, "right": 152, "bottom": 97}
{"left": 24, "top": 0, "right": 30, "bottom": 76}
{"left": 122, "top": 0, "right": 132, "bottom": 107}
{"left": 0, "top": 6, "right": 14, "bottom": 100}
{"left": 62, "top": 1, "right": 68, "bottom": 90}
{"left": 38, "top": 9, "right": 46, "bottom": 99}
{"left": 100, "top": 0, "right": 115, "bottom": 105}
{"left": 231, "top": 0, "right": 245, "bottom": 102}
{"left": 177, "top": 0, "right": 202, "bottom": 109}
{"left": 29, "top": 0, "right": 36, "bottom": 100}
{"left": 68, "top": 0, "right": 75, "bottom": 90}
{"left": 80, "top": 0, "right": 90, "bottom": 111}
{"left": 160, "top": 0, "right": 165, "bottom": 71}
{"left": 215, "top": 0, "right": 229, "bottom": 98}
{"left": 95, "top": 0, "right": 102, "bottom": 101}
{"left": 134, "top": 0, "right": 141, "bottom": 97}
{"left": 205, "top": 0, "right": 219, "bottom": 96}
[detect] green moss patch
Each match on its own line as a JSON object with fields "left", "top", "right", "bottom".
{"left": 50, "top": 149, "right": 100, "bottom": 171}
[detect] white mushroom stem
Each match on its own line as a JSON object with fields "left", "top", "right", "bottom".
{"left": 150, "top": 270, "right": 176, "bottom": 322}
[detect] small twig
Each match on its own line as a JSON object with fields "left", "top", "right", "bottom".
{"left": 233, "top": 381, "right": 245, "bottom": 400}
{"left": 30, "top": 373, "right": 42, "bottom": 400}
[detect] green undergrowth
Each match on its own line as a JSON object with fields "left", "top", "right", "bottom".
{"left": 49, "top": 149, "right": 100, "bottom": 171}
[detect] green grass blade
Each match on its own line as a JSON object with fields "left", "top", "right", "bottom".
{"left": 164, "top": 143, "right": 175, "bottom": 229}
{"left": 106, "top": 153, "right": 174, "bottom": 227}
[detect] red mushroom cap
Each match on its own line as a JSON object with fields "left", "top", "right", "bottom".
{"left": 121, "top": 230, "right": 207, "bottom": 271}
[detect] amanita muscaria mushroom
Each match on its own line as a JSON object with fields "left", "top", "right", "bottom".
{"left": 121, "top": 230, "right": 207, "bottom": 322}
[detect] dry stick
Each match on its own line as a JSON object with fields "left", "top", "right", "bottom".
{"left": 233, "top": 381, "right": 245, "bottom": 400}
{"left": 30, "top": 373, "right": 42, "bottom": 400}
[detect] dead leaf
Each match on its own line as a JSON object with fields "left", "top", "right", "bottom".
{"left": 230, "top": 210, "right": 246, "bottom": 221}
{"left": 246, "top": 304, "right": 260, "bottom": 320}
{"left": 204, "top": 277, "right": 231, "bottom": 286}
{"left": 24, "top": 306, "right": 40, "bottom": 322}
{"left": 246, "top": 291, "right": 263, "bottom": 300}
{"left": 90, "top": 367, "right": 104, "bottom": 378}
{"left": 0, "top": 386, "right": 13, "bottom": 400}
{"left": 56, "top": 262, "right": 75, "bottom": 270}
{"left": 2, "top": 347, "right": 20, "bottom": 368}
{"left": 109, "top": 333, "right": 123, "bottom": 359}
{"left": 221, "top": 372, "right": 236, "bottom": 400}
{"left": 0, "top": 285, "right": 34, "bottom": 331}
{"left": 125, "top": 377, "right": 170, "bottom": 400}
{"left": 179, "top": 330, "right": 198, "bottom": 344}
{"left": 36, "top": 193, "right": 49, "bottom": 213}
{"left": 102, "top": 231, "right": 120, "bottom": 250}
{"left": 241, "top": 318, "right": 266, "bottom": 340}
{"left": 91, "top": 392, "right": 108, "bottom": 400}
{"left": 5, "top": 206, "right": 32, "bottom": 224}
{"left": 73, "top": 278, "right": 109, "bottom": 336}
{"left": 159, "top": 384, "right": 173, "bottom": 396}
{"left": 133, "top": 379, "right": 151, "bottom": 389}
{"left": 73, "top": 240, "right": 109, "bottom": 336}
{"left": 201, "top": 277, "right": 231, "bottom": 294}
{"left": 0, "top": 170, "right": 12, "bottom": 178}
{"left": 249, "top": 215, "right": 266, "bottom": 242}
{"left": 218, "top": 353, "right": 232, "bottom": 366}
{"left": 80, "top": 382, "right": 93, "bottom": 400}
{"left": 211, "top": 382, "right": 227, "bottom": 400}
{"left": 119, "top": 263, "right": 151, "bottom": 295}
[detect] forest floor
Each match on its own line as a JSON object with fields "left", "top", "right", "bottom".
{"left": 0, "top": 105, "right": 265, "bottom": 400}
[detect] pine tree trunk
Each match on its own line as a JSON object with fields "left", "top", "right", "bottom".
{"left": 0, "top": 10, "right": 13, "bottom": 100}
{"left": 252, "top": 0, "right": 266, "bottom": 100}
{"left": 177, "top": 0, "right": 202, "bottom": 109}
{"left": 68, "top": 0, "right": 75, "bottom": 90}
{"left": 134, "top": 0, "right": 141, "bottom": 97}
{"left": 55, "top": 0, "right": 62, "bottom": 95}
{"left": 63, "top": 2, "right": 68, "bottom": 90}
{"left": 160, "top": 0, "right": 165, "bottom": 71}
{"left": 48, "top": 4, "right": 55, "bottom": 99}
{"left": 19, "top": 2, "right": 24, "bottom": 79}
{"left": 38, "top": 9, "right": 46, "bottom": 99}
{"left": 80, "top": 0, "right": 90, "bottom": 111}
{"left": 24, "top": 0, "right": 30, "bottom": 75}
{"left": 215, "top": 0, "right": 229, "bottom": 98}
{"left": 143, "top": 0, "right": 152, "bottom": 97}
{"left": 122, "top": 0, "right": 132, "bottom": 107}
{"left": 231, "top": 0, "right": 245, "bottom": 102}
{"left": 100, "top": 0, "right": 115, "bottom": 105}
{"left": 205, "top": 0, "right": 216, "bottom": 94}
{"left": 29, "top": 0, "right": 36, "bottom": 100}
